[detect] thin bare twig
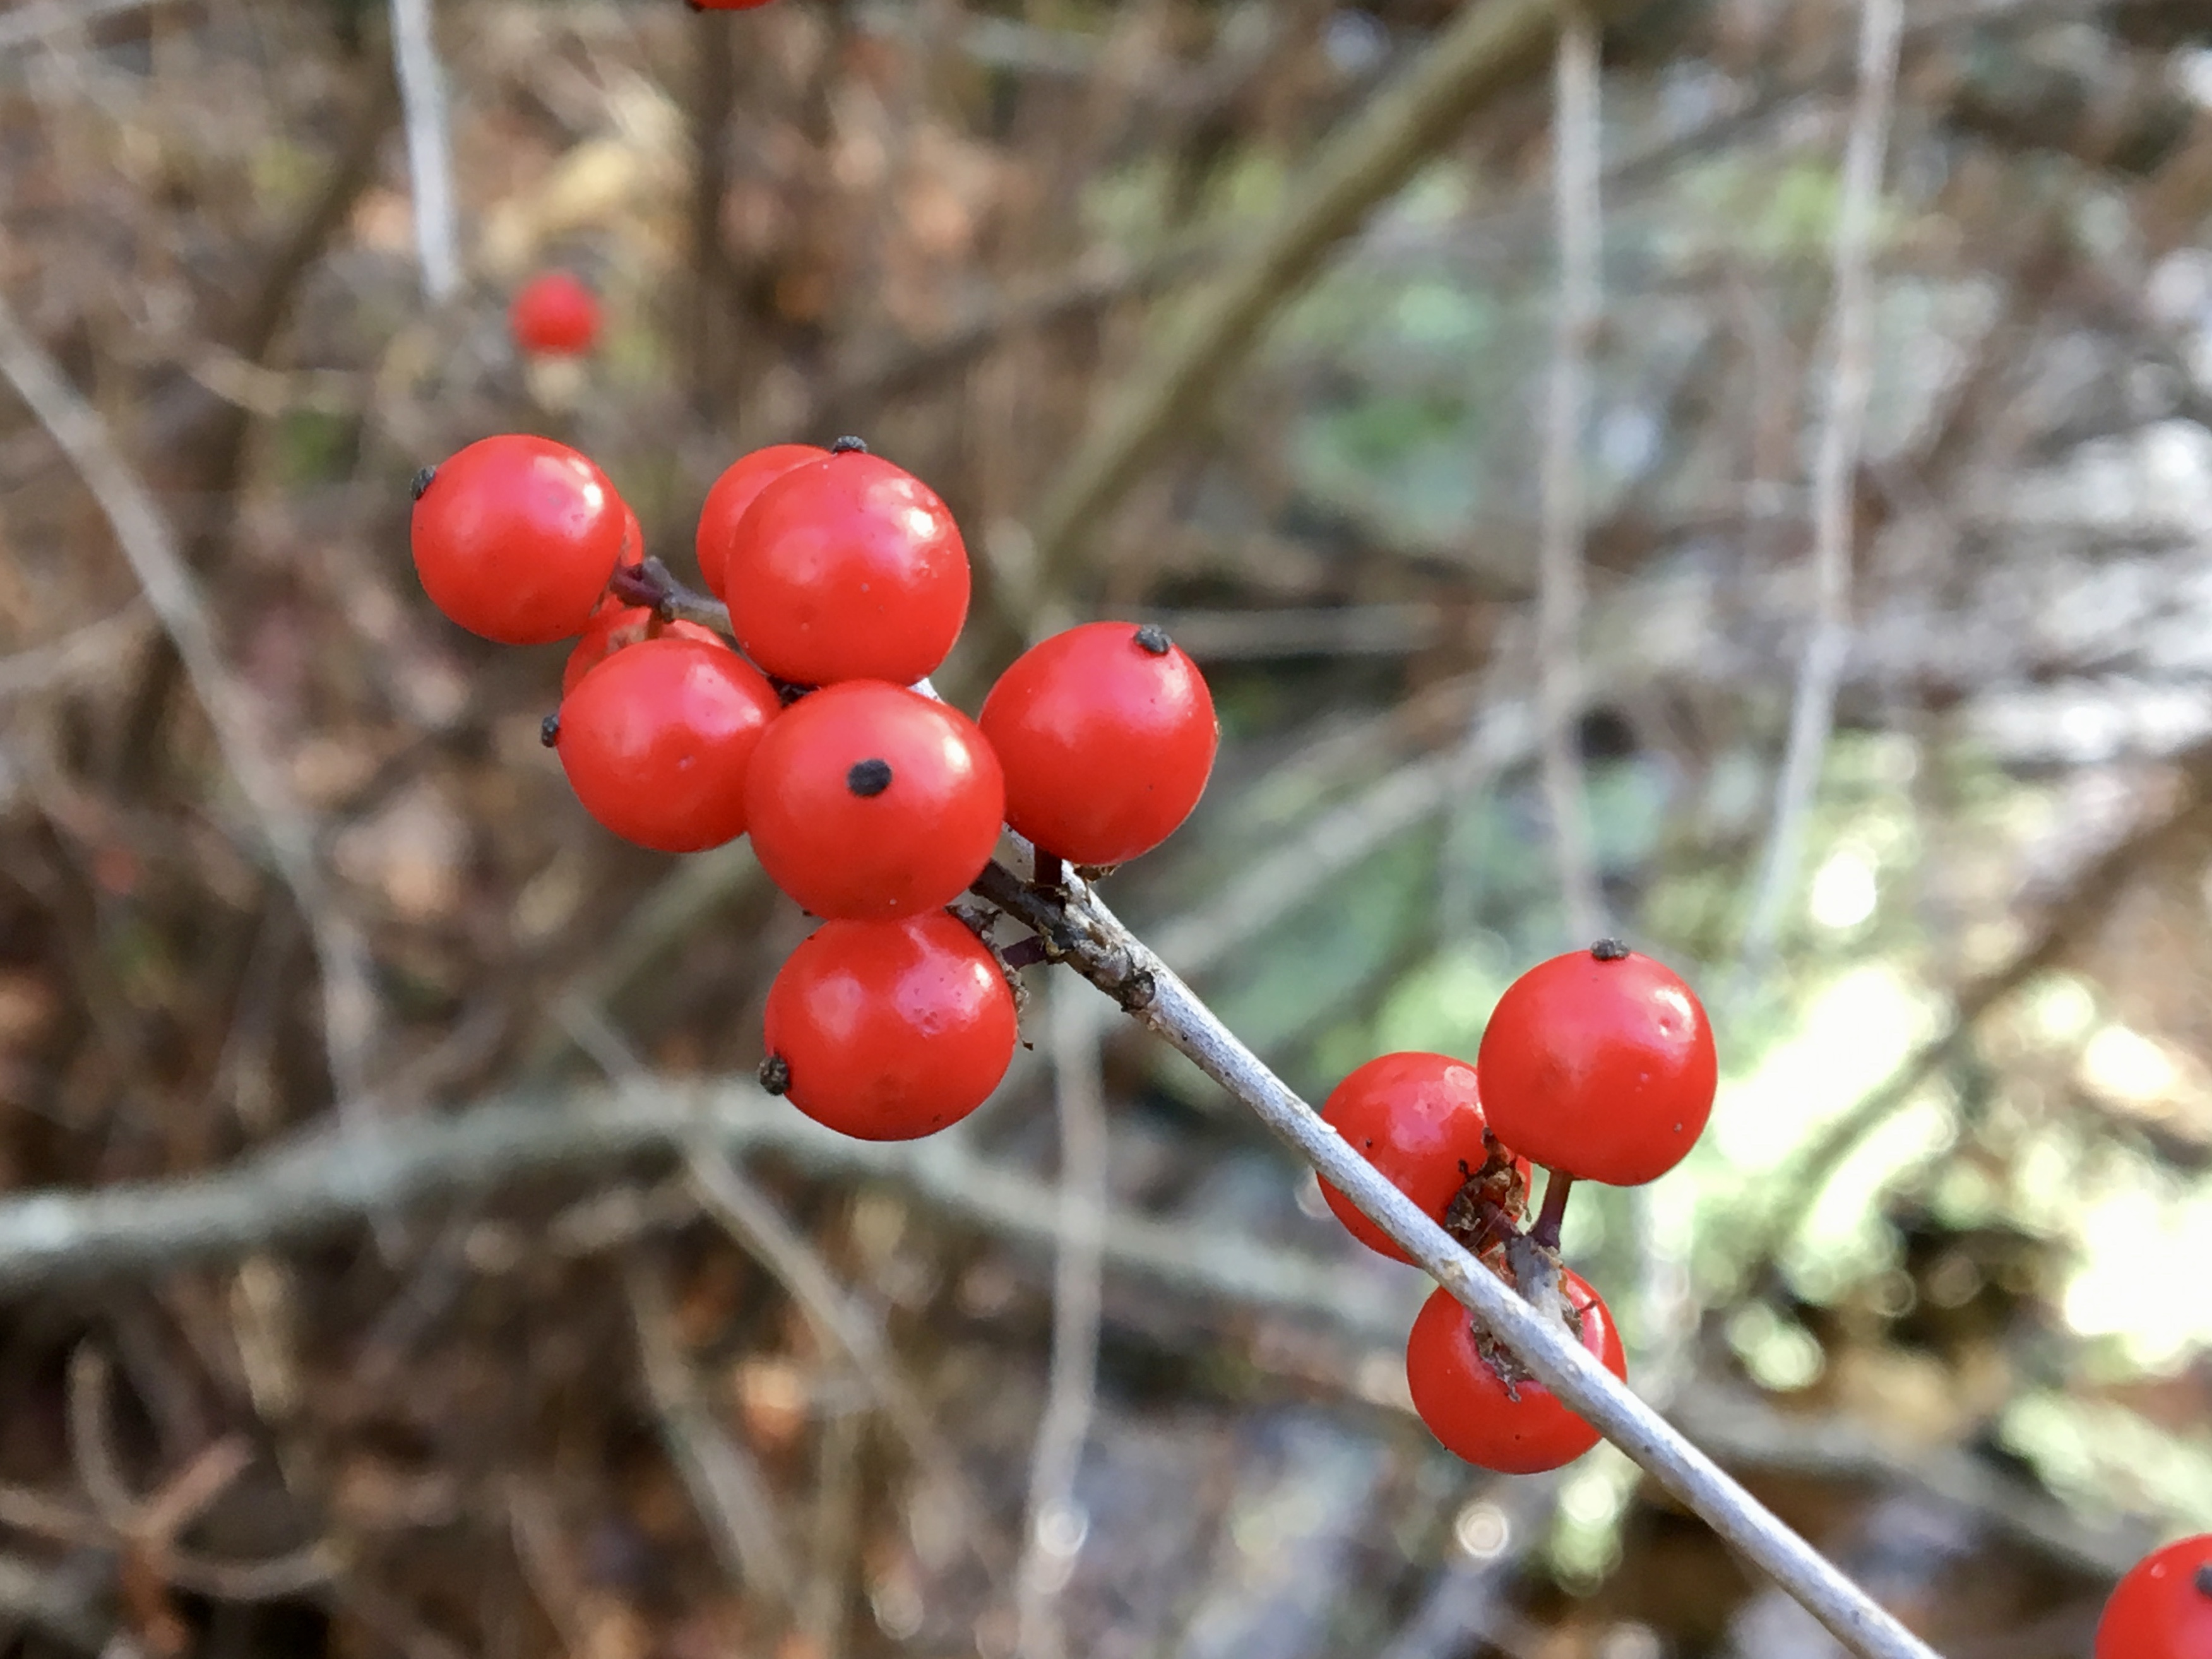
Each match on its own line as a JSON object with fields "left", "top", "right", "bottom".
{"left": 0, "top": 289, "right": 381, "bottom": 1121}
{"left": 972, "top": 862, "right": 1942, "bottom": 1659}
{"left": 622, "top": 1259, "right": 798, "bottom": 1607}
{"left": 1015, "top": 982, "right": 1109, "bottom": 1659}
{"left": 388, "top": 0, "right": 460, "bottom": 301}
{"left": 1024, "top": 0, "right": 1633, "bottom": 588}
{"left": 555, "top": 1002, "right": 1006, "bottom": 1579}
{"left": 1535, "top": 2, "right": 1606, "bottom": 942}
{"left": 1735, "top": 0, "right": 1905, "bottom": 976}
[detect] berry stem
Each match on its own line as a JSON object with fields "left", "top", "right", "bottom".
{"left": 1530, "top": 1168, "right": 1574, "bottom": 1252}
{"left": 1034, "top": 845, "right": 1064, "bottom": 891}
{"left": 606, "top": 557, "right": 734, "bottom": 638}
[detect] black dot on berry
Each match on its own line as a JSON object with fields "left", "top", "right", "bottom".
{"left": 1133, "top": 624, "right": 1172, "bottom": 656}
{"left": 410, "top": 465, "right": 436, "bottom": 501}
{"left": 1590, "top": 937, "right": 1630, "bottom": 961}
{"left": 830, "top": 435, "right": 869, "bottom": 455}
{"left": 847, "top": 758, "right": 893, "bottom": 797}
{"left": 539, "top": 713, "right": 561, "bottom": 747}
{"left": 758, "top": 1054, "right": 790, "bottom": 1095}
{"left": 2197, "top": 1563, "right": 2212, "bottom": 1597}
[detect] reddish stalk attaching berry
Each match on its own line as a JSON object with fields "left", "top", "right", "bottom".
{"left": 1317, "top": 1052, "right": 1530, "bottom": 1265}
{"left": 761, "top": 912, "right": 1018, "bottom": 1141}
{"left": 1406, "top": 1270, "right": 1624, "bottom": 1474}
{"left": 694, "top": 443, "right": 826, "bottom": 602}
{"left": 556, "top": 635, "right": 780, "bottom": 852}
{"left": 411, "top": 435, "right": 626, "bottom": 645}
{"left": 561, "top": 607, "right": 723, "bottom": 698}
{"left": 978, "top": 621, "right": 1218, "bottom": 867}
{"left": 2095, "top": 1533, "right": 2212, "bottom": 1658}
{"left": 1476, "top": 940, "right": 1716, "bottom": 1187}
{"left": 723, "top": 447, "right": 968, "bottom": 686}
{"left": 744, "top": 681, "right": 1004, "bottom": 919}
{"left": 510, "top": 271, "right": 601, "bottom": 358}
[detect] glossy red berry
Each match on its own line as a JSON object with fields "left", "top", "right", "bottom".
{"left": 694, "top": 443, "right": 826, "bottom": 602}
{"left": 723, "top": 448, "right": 968, "bottom": 686}
{"left": 2096, "top": 1535, "right": 2212, "bottom": 1659}
{"left": 412, "top": 436, "right": 625, "bottom": 645}
{"left": 1317, "top": 1053, "right": 1530, "bottom": 1265}
{"left": 762, "top": 913, "right": 1017, "bottom": 1141}
{"left": 1406, "top": 1270, "right": 1624, "bottom": 1474}
{"left": 1477, "top": 941, "right": 1716, "bottom": 1187}
{"left": 745, "top": 681, "right": 1004, "bottom": 919}
{"left": 562, "top": 607, "right": 723, "bottom": 698}
{"left": 556, "top": 635, "right": 780, "bottom": 852}
{"left": 978, "top": 621, "right": 1217, "bottom": 867}
{"left": 509, "top": 271, "right": 601, "bottom": 357}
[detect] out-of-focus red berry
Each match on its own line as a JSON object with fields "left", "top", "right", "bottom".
{"left": 510, "top": 271, "right": 602, "bottom": 357}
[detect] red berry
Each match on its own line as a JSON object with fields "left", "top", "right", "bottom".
{"left": 412, "top": 436, "right": 625, "bottom": 645}
{"left": 746, "top": 681, "right": 1003, "bottom": 919}
{"left": 509, "top": 271, "right": 601, "bottom": 357}
{"left": 724, "top": 449, "right": 968, "bottom": 686}
{"left": 762, "top": 913, "right": 1017, "bottom": 1140}
{"left": 1476, "top": 942, "right": 1716, "bottom": 1187}
{"left": 694, "top": 443, "right": 826, "bottom": 602}
{"left": 1317, "top": 1052, "right": 1530, "bottom": 1264}
{"left": 618, "top": 501, "right": 645, "bottom": 568}
{"left": 1405, "top": 1270, "right": 1624, "bottom": 1474}
{"left": 556, "top": 636, "right": 780, "bottom": 852}
{"left": 562, "top": 607, "right": 723, "bottom": 698}
{"left": 978, "top": 621, "right": 1217, "bottom": 867}
{"left": 2096, "top": 1535, "right": 2212, "bottom": 1659}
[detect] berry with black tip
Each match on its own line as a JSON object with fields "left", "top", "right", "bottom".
{"left": 744, "top": 680, "right": 1003, "bottom": 919}
{"left": 979, "top": 620, "right": 1217, "bottom": 867}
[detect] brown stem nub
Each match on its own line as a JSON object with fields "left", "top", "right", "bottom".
{"left": 847, "top": 758, "right": 893, "bottom": 797}
{"left": 539, "top": 713, "right": 560, "bottom": 748}
{"left": 1590, "top": 937, "right": 1630, "bottom": 961}
{"left": 758, "top": 1054, "right": 790, "bottom": 1095}
{"left": 1133, "top": 624, "right": 1172, "bottom": 656}
{"left": 1034, "top": 845, "right": 1064, "bottom": 889}
{"left": 830, "top": 436, "right": 868, "bottom": 455}
{"left": 410, "top": 465, "right": 436, "bottom": 501}
{"left": 1530, "top": 1168, "right": 1574, "bottom": 1251}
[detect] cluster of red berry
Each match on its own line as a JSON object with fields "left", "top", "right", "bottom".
{"left": 1319, "top": 943, "right": 1718, "bottom": 1473}
{"left": 2098, "top": 1533, "right": 2212, "bottom": 1657}
{"left": 408, "top": 434, "right": 1219, "bottom": 1143}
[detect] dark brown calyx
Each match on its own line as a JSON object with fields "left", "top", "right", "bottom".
{"left": 758, "top": 1054, "right": 790, "bottom": 1095}
{"left": 1133, "top": 624, "right": 1171, "bottom": 656}
{"left": 1590, "top": 937, "right": 1630, "bottom": 961}
{"left": 410, "top": 465, "right": 436, "bottom": 501}
{"left": 539, "top": 713, "right": 561, "bottom": 747}
{"left": 847, "top": 758, "right": 893, "bottom": 797}
{"left": 830, "top": 436, "right": 868, "bottom": 455}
